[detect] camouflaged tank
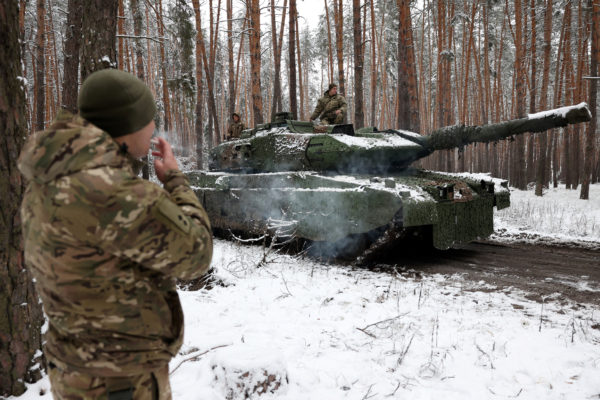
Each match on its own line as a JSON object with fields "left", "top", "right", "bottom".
{"left": 187, "top": 104, "right": 591, "bottom": 259}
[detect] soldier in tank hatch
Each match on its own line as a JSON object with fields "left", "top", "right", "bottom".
{"left": 18, "top": 69, "right": 213, "bottom": 400}
{"left": 227, "top": 112, "right": 245, "bottom": 140}
{"left": 310, "top": 83, "right": 348, "bottom": 125}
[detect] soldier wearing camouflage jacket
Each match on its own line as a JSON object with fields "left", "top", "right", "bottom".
{"left": 310, "top": 83, "right": 347, "bottom": 125}
{"left": 18, "top": 70, "right": 213, "bottom": 400}
{"left": 226, "top": 112, "right": 245, "bottom": 140}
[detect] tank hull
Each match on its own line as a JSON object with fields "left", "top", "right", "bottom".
{"left": 187, "top": 169, "right": 509, "bottom": 251}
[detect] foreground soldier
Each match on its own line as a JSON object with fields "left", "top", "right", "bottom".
{"left": 226, "top": 112, "right": 245, "bottom": 140}
{"left": 18, "top": 69, "right": 213, "bottom": 400}
{"left": 309, "top": 83, "right": 347, "bottom": 125}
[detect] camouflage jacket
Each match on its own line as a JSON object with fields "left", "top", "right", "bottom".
{"left": 310, "top": 92, "right": 348, "bottom": 121}
{"left": 227, "top": 121, "right": 245, "bottom": 140}
{"left": 18, "top": 110, "right": 213, "bottom": 377}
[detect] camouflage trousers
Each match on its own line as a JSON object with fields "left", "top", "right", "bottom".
{"left": 321, "top": 112, "right": 344, "bottom": 125}
{"left": 48, "top": 364, "right": 172, "bottom": 400}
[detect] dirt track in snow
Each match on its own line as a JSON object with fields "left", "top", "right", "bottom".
{"left": 380, "top": 242, "right": 600, "bottom": 306}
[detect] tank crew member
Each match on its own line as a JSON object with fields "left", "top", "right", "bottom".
{"left": 18, "top": 69, "right": 213, "bottom": 400}
{"left": 227, "top": 112, "right": 245, "bottom": 140}
{"left": 310, "top": 83, "right": 347, "bottom": 125}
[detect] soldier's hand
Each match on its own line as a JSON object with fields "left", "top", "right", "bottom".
{"left": 152, "top": 137, "right": 180, "bottom": 184}
{"left": 335, "top": 110, "right": 341, "bottom": 115}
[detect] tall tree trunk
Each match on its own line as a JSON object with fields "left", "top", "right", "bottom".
{"left": 270, "top": 0, "right": 286, "bottom": 116}
{"left": 0, "top": 1, "right": 44, "bottom": 396}
{"left": 289, "top": 0, "right": 297, "bottom": 118}
{"left": 193, "top": 0, "right": 219, "bottom": 147}
{"left": 324, "top": 0, "right": 334, "bottom": 84}
{"left": 80, "top": 0, "right": 118, "bottom": 80}
{"left": 513, "top": 0, "right": 527, "bottom": 189}
{"left": 249, "top": 0, "right": 264, "bottom": 124}
{"left": 369, "top": 0, "right": 377, "bottom": 127}
{"left": 333, "top": 0, "right": 345, "bottom": 97}
{"left": 353, "top": 0, "right": 364, "bottom": 128}
{"left": 192, "top": 0, "right": 205, "bottom": 167}
{"left": 130, "top": 0, "right": 149, "bottom": 178}
{"left": 156, "top": 0, "right": 170, "bottom": 132}
{"left": 581, "top": 0, "right": 599, "bottom": 199}
{"left": 117, "top": 0, "right": 125, "bottom": 69}
{"left": 535, "top": 0, "right": 552, "bottom": 196}
{"left": 295, "top": 16, "right": 305, "bottom": 119}
{"left": 396, "top": 0, "right": 419, "bottom": 132}
{"left": 35, "top": 0, "right": 45, "bottom": 131}
{"left": 61, "top": 0, "right": 82, "bottom": 114}
{"left": 228, "top": 0, "right": 235, "bottom": 117}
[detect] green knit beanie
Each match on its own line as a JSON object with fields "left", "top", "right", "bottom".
{"left": 78, "top": 69, "right": 157, "bottom": 137}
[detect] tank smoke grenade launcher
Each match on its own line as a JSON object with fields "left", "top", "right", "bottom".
{"left": 186, "top": 103, "right": 591, "bottom": 258}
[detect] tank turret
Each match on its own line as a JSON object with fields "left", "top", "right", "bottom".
{"left": 210, "top": 104, "right": 590, "bottom": 174}
{"left": 189, "top": 104, "right": 591, "bottom": 260}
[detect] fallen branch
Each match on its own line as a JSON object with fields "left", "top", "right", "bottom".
{"left": 170, "top": 344, "right": 231, "bottom": 375}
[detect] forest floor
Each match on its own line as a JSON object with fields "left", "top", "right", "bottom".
{"left": 12, "top": 183, "right": 600, "bottom": 400}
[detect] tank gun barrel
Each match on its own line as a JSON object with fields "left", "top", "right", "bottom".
{"left": 424, "top": 103, "right": 591, "bottom": 151}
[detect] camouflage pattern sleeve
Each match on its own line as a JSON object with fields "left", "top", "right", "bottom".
{"left": 311, "top": 97, "right": 325, "bottom": 120}
{"left": 339, "top": 95, "right": 348, "bottom": 114}
{"left": 100, "top": 170, "right": 213, "bottom": 280}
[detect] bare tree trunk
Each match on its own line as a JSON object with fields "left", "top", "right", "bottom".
{"left": 192, "top": 0, "right": 206, "bottom": 167}
{"left": 513, "top": 0, "right": 527, "bottom": 189}
{"left": 61, "top": 0, "right": 82, "bottom": 114}
{"left": 581, "top": 0, "right": 598, "bottom": 199}
{"left": 193, "top": 0, "right": 219, "bottom": 146}
{"left": 249, "top": 0, "right": 264, "bottom": 124}
{"left": 353, "top": 0, "right": 364, "bottom": 128}
{"left": 228, "top": 0, "right": 235, "bottom": 117}
{"left": 369, "top": 0, "right": 377, "bottom": 127}
{"left": 0, "top": 1, "right": 44, "bottom": 396}
{"left": 270, "top": 0, "right": 286, "bottom": 116}
{"left": 129, "top": 0, "right": 149, "bottom": 178}
{"left": 289, "top": 0, "right": 297, "bottom": 118}
{"left": 324, "top": 0, "right": 334, "bottom": 84}
{"left": 35, "top": 0, "right": 45, "bottom": 131}
{"left": 117, "top": 0, "right": 125, "bottom": 69}
{"left": 333, "top": 0, "right": 345, "bottom": 96}
{"left": 535, "top": 0, "right": 552, "bottom": 196}
{"left": 396, "top": 0, "right": 419, "bottom": 132}
{"left": 80, "top": 0, "right": 118, "bottom": 80}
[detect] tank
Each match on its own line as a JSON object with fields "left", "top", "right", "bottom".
{"left": 186, "top": 103, "right": 591, "bottom": 260}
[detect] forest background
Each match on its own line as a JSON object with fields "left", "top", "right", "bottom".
{"left": 11, "top": 0, "right": 600, "bottom": 195}
{"left": 0, "top": 0, "right": 599, "bottom": 396}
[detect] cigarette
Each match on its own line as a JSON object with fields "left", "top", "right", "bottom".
{"left": 150, "top": 138, "right": 159, "bottom": 145}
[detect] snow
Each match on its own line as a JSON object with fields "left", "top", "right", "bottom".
{"left": 527, "top": 102, "right": 590, "bottom": 120}
{"left": 332, "top": 133, "right": 420, "bottom": 149}
{"left": 493, "top": 184, "right": 600, "bottom": 248}
{"left": 10, "top": 183, "right": 600, "bottom": 400}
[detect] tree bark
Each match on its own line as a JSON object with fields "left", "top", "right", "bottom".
{"left": 249, "top": 0, "right": 264, "bottom": 124}
{"left": 395, "top": 0, "right": 419, "bottom": 132}
{"left": 333, "top": 0, "right": 345, "bottom": 97}
{"left": 535, "top": 0, "right": 553, "bottom": 196}
{"left": 353, "top": 0, "right": 364, "bottom": 128}
{"left": 289, "top": 0, "right": 297, "bottom": 118}
{"left": 270, "top": 0, "right": 287, "bottom": 116}
{"left": 0, "top": 1, "right": 44, "bottom": 396}
{"left": 61, "top": 0, "right": 82, "bottom": 114}
{"left": 581, "top": 0, "right": 599, "bottom": 199}
{"left": 35, "top": 0, "right": 45, "bottom": 131}
{"left": 513, "top": 0, "right": 527, "bottom": 189}
{"left": 80, "top": 0, "right": 118, "bottom": 80}
{"left": 228, "top": 0, "right": 235, "bottom": 117}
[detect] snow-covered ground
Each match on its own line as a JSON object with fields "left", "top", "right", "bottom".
{"left": 13, "top": 183, "right": 600, "bottom": 400}
{"left": 494, "top": 184, "right": 600, "bottom": 249}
